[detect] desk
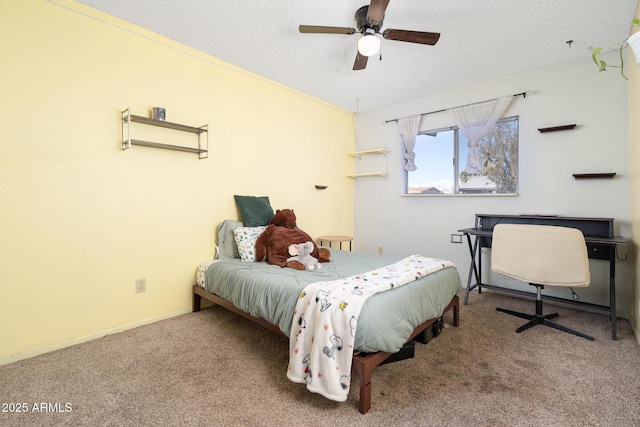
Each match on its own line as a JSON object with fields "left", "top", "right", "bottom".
{"left": 318, "top": 235, "right": 353, "bottom": 251}
{"left": 459, "top": 214, "right": 626, "bottom": 339}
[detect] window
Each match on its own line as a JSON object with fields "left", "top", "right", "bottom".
{"left": 405, "top": 116, "right": 519, "bottom": 195}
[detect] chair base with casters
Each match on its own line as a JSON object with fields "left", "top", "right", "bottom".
{"left": 497, "top": 284, "right": 594, "bottom": 341}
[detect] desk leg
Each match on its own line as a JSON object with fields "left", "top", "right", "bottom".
{"left": 610, "top": 249, "right": 617, "bottom": 340}
{"left": 464, "top": 235, "right": 481, "bottom": 305}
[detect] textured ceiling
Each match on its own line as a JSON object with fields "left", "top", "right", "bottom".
{"left": 77, "top": 0, "right": 638, "bottom": 112}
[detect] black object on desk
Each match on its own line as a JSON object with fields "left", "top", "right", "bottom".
{"left": 459, "top": 214, "right": 626, "bottom": 340}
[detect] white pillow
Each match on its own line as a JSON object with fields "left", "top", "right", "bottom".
{"left": 233, "top": 226, "right": 267, "bottom": 262}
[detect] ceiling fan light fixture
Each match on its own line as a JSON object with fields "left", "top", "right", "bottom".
{"left": 300, "top": 2, "right": 440, "bottom": 70}
{"left": 358, "top": 33, "right": 380, "bottom": 57}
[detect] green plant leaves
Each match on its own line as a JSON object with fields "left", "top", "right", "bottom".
{"left": 588, "top": 47, "right": 608, "bottom": 71}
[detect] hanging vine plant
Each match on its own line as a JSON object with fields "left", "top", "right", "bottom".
{"left": 588, "top": 18, "right": 640, "bottom": 80}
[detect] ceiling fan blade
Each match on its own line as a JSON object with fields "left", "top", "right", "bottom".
{"left": 383, "top": 29, "right": 441, "bottom": 45}
{"left": 299, "top": 25, "right": 357, "bottom": 35}
{"left": 353, "top": 51, "right": 368, "bottom": 70}
{"left": 366, "top": 0, "right": 391, "bottom": 26}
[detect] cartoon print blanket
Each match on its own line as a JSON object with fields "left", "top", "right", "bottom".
{"left": 286, "top": 255, "right": 455, "bottom": 402}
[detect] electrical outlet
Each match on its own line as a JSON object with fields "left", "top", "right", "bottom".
{"left": 135, "top": 278, "right": 146, "bottom": 293}
{"left": 378, "top": 246, "right": 384, "bottom": 255}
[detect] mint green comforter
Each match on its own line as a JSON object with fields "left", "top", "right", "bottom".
{"left": 203, "top": 250, "right": 462, "bottom": 353}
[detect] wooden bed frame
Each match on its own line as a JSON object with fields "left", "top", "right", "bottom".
{"left": 193, "top": 284, "right": 459, "bottom": 414}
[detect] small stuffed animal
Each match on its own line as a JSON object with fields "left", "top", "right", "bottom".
{"left": 287, "top": 242, "right": 321, "bottom": 270}
{"left": 255, "top": 208, "right": 331, "bottom": 269}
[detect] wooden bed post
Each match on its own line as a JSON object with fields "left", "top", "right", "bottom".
{"left": 453, "top": 294, "right": 460, "bottom": 327}
{"left": 193, "top": 284, "right": 202, "bottom": 312}
{"left": 352, "top": 351, "right": 392, "bottom": 414}
{"left": 351, "top": 294, "right": 460, "bottom": 414}
{"left": 354, "top": 359, "right": 372, "bottom": 414}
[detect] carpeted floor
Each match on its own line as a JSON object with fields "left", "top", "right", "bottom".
{"left": 1, "top": 290, "right": 639, "bottom": 427}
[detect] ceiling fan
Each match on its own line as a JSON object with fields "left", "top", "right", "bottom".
{"left": 299, "top": 0, "right": 440, "bottom": 70}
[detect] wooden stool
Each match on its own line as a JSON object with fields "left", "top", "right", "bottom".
{"left": 318, "top": 235, "right": 353, "bottom": 251}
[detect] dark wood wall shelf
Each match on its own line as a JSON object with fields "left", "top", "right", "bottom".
{"left": 573, "top": 173, "right": 616, "bottom": 180}
{"left": 538, "top": 124, "right": 577, "bottom": 133}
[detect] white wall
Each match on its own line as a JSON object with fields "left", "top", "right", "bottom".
{"left": 354, "top": 56, "right": 631, "bottom": 316}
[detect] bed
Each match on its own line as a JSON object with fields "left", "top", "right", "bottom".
{"left": 193, "top": 220, "right": 462, "bottom": 414}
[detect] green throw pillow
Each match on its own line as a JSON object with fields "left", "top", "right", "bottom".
{"left": 233, "top": 195, "right": 274, "bottom": 227}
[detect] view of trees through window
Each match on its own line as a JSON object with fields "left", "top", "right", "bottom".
{"left": 405, "top": 117, "right": 519, "bottom": 195}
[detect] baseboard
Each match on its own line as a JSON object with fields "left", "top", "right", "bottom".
{"left": 0, "top": 308, "right": 193, "bottom": 366}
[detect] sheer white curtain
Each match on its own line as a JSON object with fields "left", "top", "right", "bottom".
{"left": 447, "top": 97, "right": 512, "bottom": 174}
{"left": 398, "top": 114, "right": 421, "bottom": 171}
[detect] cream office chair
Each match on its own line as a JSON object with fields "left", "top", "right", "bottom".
{"left": 491, "top": 223, "right": 593, "bottom": 341}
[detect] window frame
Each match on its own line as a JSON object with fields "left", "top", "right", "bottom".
{"left": 402, "top": 116, "right": 519, "bottom": 196}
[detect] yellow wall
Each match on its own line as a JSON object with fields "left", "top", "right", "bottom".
{"left": 0, "top": 0, "right": 355, "bottom": 363}
{"left": 629, "top": 2, "right": 640, "bottom": 343}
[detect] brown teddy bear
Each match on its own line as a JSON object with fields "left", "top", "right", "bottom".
{"left": 255, "top": 209, "right": 330, "bottom": 270}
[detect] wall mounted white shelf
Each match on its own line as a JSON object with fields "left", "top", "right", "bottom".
{"left": 348, "top": 148, "right": 389, "bottom": 179}
{"left": 122, "top": 108, "right": 208, "bottom": 159}
{"left": 348, "top": 149, "right": 390, "bottom": 157}
{"left": 348, "top": 172, "right": 389, "bottom": 179}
